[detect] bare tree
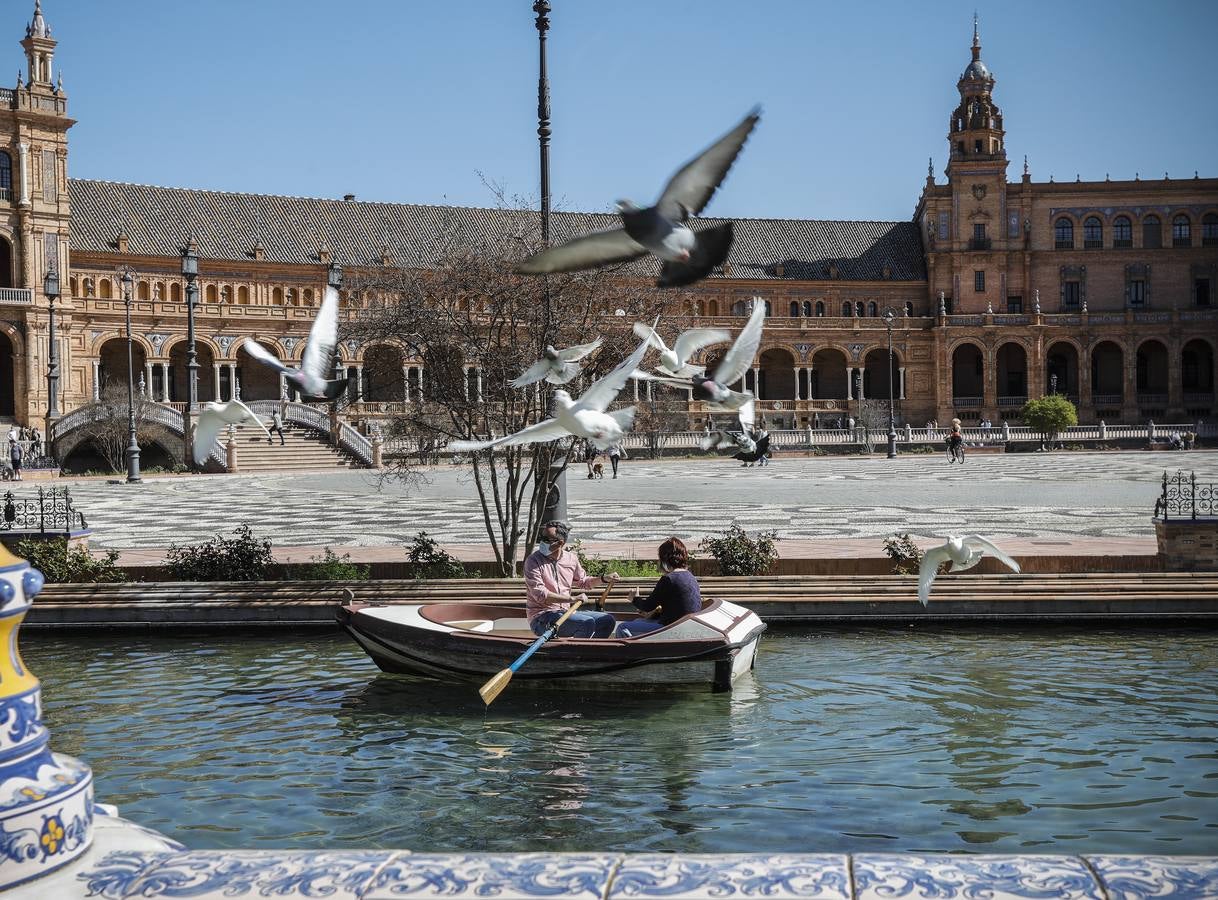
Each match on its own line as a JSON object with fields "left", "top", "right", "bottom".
{"left": 349, "top": 209, "right": 675, "bottom": 575}
{"left": 75, "top": 381, "right": 165, "bottom": 473}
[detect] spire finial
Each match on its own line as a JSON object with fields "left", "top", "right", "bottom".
{"left": 971, "top": 12, "right": 981, "bottom": 59}
{"left": 928, "top": 157, "right": 934, "bottom": 178}
{"left": 1023, "top": 155, "right": 1028, "bottom": 176}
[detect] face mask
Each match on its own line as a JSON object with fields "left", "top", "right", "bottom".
{"left": 537, "top": 543, "right": 553, "bottom": 556}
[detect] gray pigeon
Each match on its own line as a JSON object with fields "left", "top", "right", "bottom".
{"left": 516, "top": 108, "right": 760, "bottom": 289}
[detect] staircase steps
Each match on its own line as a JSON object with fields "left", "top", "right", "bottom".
{"left": 221, "top": 424, "right": 364, "bottom": 472}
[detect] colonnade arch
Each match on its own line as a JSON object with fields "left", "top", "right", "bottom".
{"left": 1090, "top": 341, "right": 1124, "bottom": 399}
{"left": 950, "top": 343, "right": 984, "bottom": 399}
{"left": 1045, "top": 342, "right": 1079, "bottom": 397}
{"left": 1136, "top": 340, "right": 1169, "bottom": 397}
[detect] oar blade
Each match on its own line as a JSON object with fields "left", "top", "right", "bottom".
{"left": 479, "top": 668, "right": 513, "bottom": 706}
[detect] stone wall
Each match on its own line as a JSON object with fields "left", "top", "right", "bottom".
{"left": 1156, "top": 517, "right": 1218, "bottom": 570}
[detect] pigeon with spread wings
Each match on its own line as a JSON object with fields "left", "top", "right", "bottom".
{"left": 241, "top": 285, "right": 349, "bottom": 400}
{"left": 633, "top": 319, "right": 729, "bottom": 378}
{"left": 516, "top": 108, "right": 760, "bottom": 289}
{"left": 450, "top": 341, "right": 650, "bottom": 454}
{"left": 917, "top": 535, "right": 1021, "bottom": 606}
{"left": 192, "top": 399, "right": 271, "bottom": 466}
{"left": 509, "top": 337, "right": 604, "bottom": 388}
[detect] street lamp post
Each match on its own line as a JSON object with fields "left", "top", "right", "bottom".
{"left": 119, "top": 267, "right": 141, "bottom": 483}
{"left": 1050, "top": 373, "right": 1058, "bottom": 396}
{"left": 43, "top": 263, "right": 60, "bottom": 430}
{"left": 883, "top": 308, "right": 898, "bottom": 458}
{"left": 181, "top": 239, "right": 200, "bottom": 467}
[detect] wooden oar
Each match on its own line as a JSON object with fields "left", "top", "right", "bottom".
{"left": 479, "top": 582, "right": 613, "bottom": 706}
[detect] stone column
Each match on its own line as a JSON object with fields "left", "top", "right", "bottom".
{"left": 417, "top": 367, "right": 425, "bottom": 401}
{"left": 793, "top": 367, "right": 802, "bottom": 401}
{"left": 213, "top": 364, "right": 222, "bottom": 402}
{"left": 91, "top": 359, "right": 100, "bottom": 401}
{"left": 752, "top": 366, "right": 761, "bottom": 399}
{"left": 355, "top": 364, "right": 365, "bottom": 402}
{"left": 462, "top": 366, "right": 470, "bottom": 400}
{"left": 898, "top": 367, "right": 907, "bottom": 399}
{"left": 144, "top": 361, "right": 154, "bottom": 398}
{"left": 645, "top": 380, "right": 653, "bottom": 401}
{"left": 807, "top": 367, "right": 815, "bottom": 400}
{"left": 16, "top": 142, "right": 30, "bottom": 205}
{"left": 160, "top": 362, "right": 171, "bottom": 401}
{"left": 632, "top": 378, "right": 640, "bottom": 401}
{"left": 227, "top": 363, "right": 238, "bottom": 401}
{"left": 279, "top": 373, "right": 287, "bottom": 401}
{"left": 475, "top": 368, "right": 483, "bottom": 403}
{"left": 845, "top": 367, "right": 854, "bottom": 400}
{"left": 402, "top": 365, "right": 411, "bottom": 402}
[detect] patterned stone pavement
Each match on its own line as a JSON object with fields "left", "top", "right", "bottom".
{"left": 36, "top": 450, "right": 1215, "bottom": 550}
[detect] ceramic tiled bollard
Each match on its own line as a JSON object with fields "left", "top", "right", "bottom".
{"left": 0, "top": 544, "right": 94, "bottom": 890}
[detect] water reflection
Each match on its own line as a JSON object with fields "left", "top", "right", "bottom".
{"left": 23, "top": 625, "right": 1218, "bottom": 855}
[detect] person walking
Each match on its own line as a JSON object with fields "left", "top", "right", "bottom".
{"left": 9, "top": 439, "right": 22, "bottom": 481}
{"left": 608, "top": 443, "right": 626, "bottom": 478}
{"left": 268, "top": 408, "right": 286, "bottom": 446}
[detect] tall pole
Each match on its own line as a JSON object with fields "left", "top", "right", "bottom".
{"left": 181, "top": 240, "right": 200, "bottom": 468}
{"left": 120, "top": 268, "right": 141, "bottom": 483}
{"left": 885, "top": 309, "right": 897, "bottom": 459}
{"left": 43, "top": 264, "right": 60, "bottom": 424}
{"left": 535, "top": 0, "right": 566, "bottom": 525}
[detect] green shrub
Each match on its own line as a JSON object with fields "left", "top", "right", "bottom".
{"left": 165, "top": 523, "right": 273, "bottom": 581}
{"left": 14, "top": 538, "right": 128, "bottom": 584}
{"left": 905, "top": 444, "right": 934, "bottom": 454}
{"left": 403, "top": 531, "right": 468, "bottom": 579}
{"left": 569, "top": 540, "right": 659, "bottom": 578}
{"left": 296, "top": 547, "right": 370, "bottom": 581}
{"left": 1020, "top": 395, "right": 1077, "bottom": 439}
{"left": 699, "top": 524, "right": 778, "bottom": 576}
{"left": 883, "top": 533, "right": 923, "bottom": 575}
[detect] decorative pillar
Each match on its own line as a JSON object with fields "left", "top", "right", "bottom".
{"left": 402, "top": 365, "right": 411, "bottom": 402}
{"left": 752, "top": 366, "right": 761, "bottom": 399}
{"left": 645, "top": 380, "right": 653, "bottom": 402}
{"left": 807, "top": 366, "right": 816, "bottom": 399}
{"left": 91, "top": 359, "right": 100, "bottom": 401}
{"left": 462, "top": 366, "right": 470, "bottom": 400}
{"left": 355, "top": 364, "right": 365, "bottom": 402}
{"left": 279, "top": 373, "right": 288, "bottom": 402}
{"left": 845, "top": 367, "right": 854, "bottom": 400}
{"left": 212, "top": 363, "right": 222, "bottom": 401}
{"left": 793, "top": 367, "right": 802, "bottom": 401}
{"left": 898, "top": 367, "right": 907, "bottom": 399}
{"left": 160, "top": 362, "right": 171, "bottom": 402}
{"left": 632, "top": 378, "right": 640, "bottom": 401}
{"left": 16, "top": 142, "right": 30, "bottom": 205}
{"left": 475, "top": 367, "right": 483, "bottom": 403}
{"left": 144, "top": 361, "right": 154, "bottom": 398}
{"left": 227, "top": 363, "right": 238, "bottom": 401}
{"left": 418, "top": 367, "right": 425, "bottom": 401}
{"left": 0, "top": 548, "right": 96, "bottom": 891}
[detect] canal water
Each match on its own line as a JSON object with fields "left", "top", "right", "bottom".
{"left": 25, "top": 626, "right": 1218, "bottom": 855}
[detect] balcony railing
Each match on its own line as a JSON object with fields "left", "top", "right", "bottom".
{"left": 952, "top": 396, "right": 983, "bottom": 408}
{"left": 1184, "top": 393, "right": 1215, "bottom": 404}
{"left": 997, "top": 395, "right": 1027, "bottom": 408}
{"left": 1137, "top": 393, "right": 1169, "bottom": 406}
{"left": 968, "top": 237, "right": 992, "bottom": 251}
{"left": 1091, "top": 394, "right": 1123, "bottom": 406}
{"left": 0, "top": 287, "right": 33, "bottom": 305}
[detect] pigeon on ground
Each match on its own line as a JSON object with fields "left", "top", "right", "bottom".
{"left": 449, "top": 341, "right": 650, "bottom": 454}
{"left": 734, "top": 430, "right": 771, "bottom": 467}
{"left": 632, "top": 300, "right": 766, "bottom": 412}
{"left": 509, "top": 338, "right": 604, "bottom": 388}
{"left": 917, "top": 535, "right": 1021, "bottom": 606}
{"left": 633, "top": 319, "right": 729, "bottom": 378}
{"left": 192, "top": 399, "right": 271, "bottom": 466}
{"left": 516, "top": 108, "right": 760, "bottom": 289}
{"left": 241, "top": 285, "right": 349, "bottom": 400}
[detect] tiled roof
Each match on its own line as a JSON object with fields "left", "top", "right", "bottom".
{"left": 66, "top": 179, "right": 927, "bottom": 282}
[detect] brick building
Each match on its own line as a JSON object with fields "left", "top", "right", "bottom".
{"left": 0, "top": 4, "right": 1213, "bottom": 457}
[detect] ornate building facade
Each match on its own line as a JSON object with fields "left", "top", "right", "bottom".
{"left": 0, "top": 5, "right": 1213, "bottom": 454}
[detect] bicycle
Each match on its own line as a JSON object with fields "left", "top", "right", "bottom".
{"left": 945, "top": 440, "right": 965, "bottom": 464}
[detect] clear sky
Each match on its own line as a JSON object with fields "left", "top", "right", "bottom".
{"left": 20, "top": 0, "right": 1218, "bottom": 222}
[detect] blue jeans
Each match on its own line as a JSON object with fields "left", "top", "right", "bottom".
{"left": 616, "top": 618, "right": 665, "bottom": 638}
{"left": 531, "top": 609, "right": 616, "bottom": 638}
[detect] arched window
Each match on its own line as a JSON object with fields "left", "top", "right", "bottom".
{"left": 905, "top": 301, "right": 915, "bottom": 317}
{"left": 1083, "top": 216, "right": 1103, "bottom": 248}
{"left": 98, "top": 278, "right": 112, "bottom": 299}
{"left": 789, "top": 301, "right": 799, "bottom": 317}
{"left": 762, "top": 300, "right": 772, "bottom": 316}
{"left": 137, "top": 281, "right": 150, "bottom": 301}
{"left": 868, "top": 301, "right": 878, "bottom": 317}
{"left": 855, "top": 301, "right": 865, "bottom": 317}
{"left": 815, "top": 301, "right": 825, "bottom": 317}
{"left": 272, "top": 287, "right": 283, "bottom": 305}
{"left": 1172, "top": 215, "right": 1192, "bottom": 247}
{"left": 1054, "top": 218, "right": 1074, "bottom": 249}
{"left": 1204, "top": 213, "right": 1218, "bottom": 247}
{"left": 205, "top": 284, "right": 218, "bottom": 303}
{"left": 237, "top": 286, "right": 250, "bottom": 305}
{"left": 842, "top": 301, "right": 852, "bottom": 317}
{"left": 1113, "top": 215, "right": 1133, "bottom": 248}
{"left": 169, "top": 283, "right": 182, "bottom": 302}
{"left": 1143, "top": 215, "right": 1162, "bottom": 249}
{"left": 303, "top": 288, "right": 314, "bottom": 306}
{"left": 0, "top": 151, "right": 11, "bottom": 200}
{"left": 802, "top": 301, "right": 813, "bottom": 317}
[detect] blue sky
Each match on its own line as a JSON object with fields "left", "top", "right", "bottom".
{"left": 21, "top": 1, "right": 1218, "bottom": 222}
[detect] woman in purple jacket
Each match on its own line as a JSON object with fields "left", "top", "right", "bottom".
{"left": 617, "top": 537, "right": 702, "bottom": 637}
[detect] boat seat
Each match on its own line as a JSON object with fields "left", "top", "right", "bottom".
{"left": 491, "top": 618, "right": 533, "bottom": 633}
{"left": 448, "top": 619, "right": 494, "bottom": 632}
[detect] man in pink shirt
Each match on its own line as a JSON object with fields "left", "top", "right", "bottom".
{"left": 524, "top": 519, "right": 618, "bottom": 637}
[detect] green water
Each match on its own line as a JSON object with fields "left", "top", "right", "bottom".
{"left": 24, "top": 626, "right": 1218, "bottom": 854}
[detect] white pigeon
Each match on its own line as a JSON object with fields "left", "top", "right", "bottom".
{"left": 450, "top": 341, "right": 650, "bottom": 454}
{"left": 192, "top": 399, "right": 271, "bottom": 466}
{"left": 917, "top": 535, "right": 1021, "bottom": 606}
{"left": 699, "top": 397, "right": 756, "bottom": 451}
{"left": 509, "top": 337, "right": 603, "bottom": 388}
{"left": 241, "top": 285, "right": 348, "bottom": 400}
{"left": 516, "top": 109, "right": 760, "bottom": 289}
{"left": 633, "top": 300, "right": 765, "bottom": 412}
{"left": 633, "top": 319, "right": 729, "bottom": 378}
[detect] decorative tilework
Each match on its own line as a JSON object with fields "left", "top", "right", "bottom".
{"left": 853, "top": 854, "right": 1103, "bottom": 900}
{"left": 1087, "top": 856, "right": 1218, "bottom": 900}
{"left": 609, "top": 855, "right": 849, "bottom": 899}
{"left": 364, "top": 853, "right": 615, "bottom": 900}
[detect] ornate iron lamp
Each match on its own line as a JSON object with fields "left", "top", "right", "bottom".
{"left": 118, "top": 266, "right": 141, "bottom": 483}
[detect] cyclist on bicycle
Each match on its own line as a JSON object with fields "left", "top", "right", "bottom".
{"left": 946, "top": 418, "right": 964, "bottom": 463}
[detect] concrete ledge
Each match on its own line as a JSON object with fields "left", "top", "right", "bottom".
{"left": 16, "top": 849, "right": 1216, "bottom": 900}
{"left": 25, "top": 573, "right": 1218, "bottom": 627}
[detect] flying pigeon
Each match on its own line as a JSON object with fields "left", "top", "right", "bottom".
{"left": 241, "top": 285, "right": 349, "bottom": 400}
{"left": 515, "top": 108, "right": 760, "bottom": 288}
{"left": 917, "top": 535, "right": 1021, "bottom": 606}
{"left": 192, "top": 399, "right": 271, "bottom": 466}
{"left": 699, "top": 397, "right": 756, "bottom": 451}
{"left": 633, "top": 319, "right": 729, "bottom": 378}
{"left": 633, "top": 300, "right": 766, "bottom": 412}
{"left": 509, "top": 337, "right": 604, "bottom": 388}
{"left": 450, "top": 341, "right": 650, "bottom": 454}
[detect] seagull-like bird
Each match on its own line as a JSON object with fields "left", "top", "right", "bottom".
{"left": 509, "top": 337, "right": 604, "bottom": 388}
{"left": 633, "top": 300, "right": 766, "bottom": 412}
{"left": 241, "top": 285, "right": 349, "bottom": 400}
{"left": 192, "top": 399, "right": 271, "bottom": 466}
{"left": 516, "top": 108, "right": 760, "bottom": 289}
{"left": 917, "top": 535, "right": 1021, "bottom": 606}
{"left": 450, "top": 341, "right": 650, "bottom": 454}
{"left": 633, "top": 319, "right": 729, "bottom": 378}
